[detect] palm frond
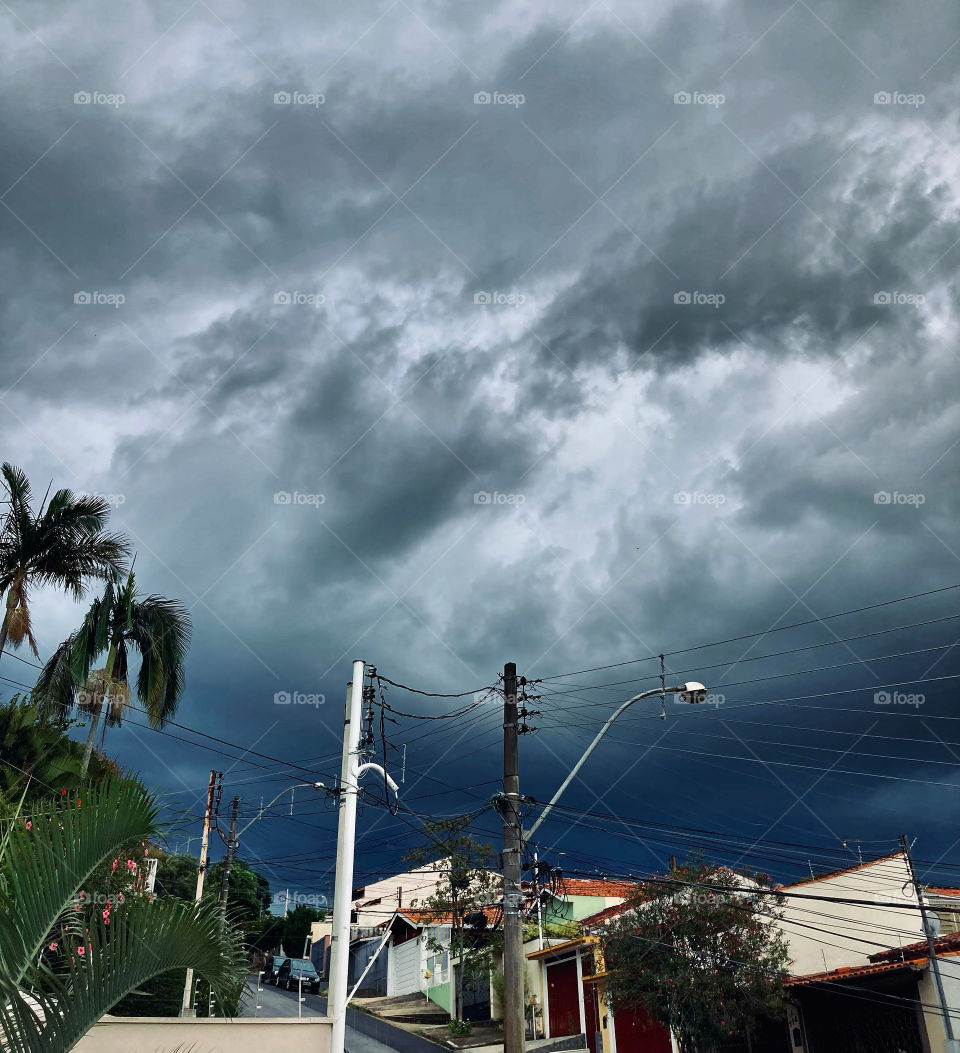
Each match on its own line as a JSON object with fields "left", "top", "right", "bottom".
{"left": 0, "top": 783, "right": 156, "bottom": 992}
{"left": 31, "top": 636, "right": 78, "bottom": 722}
{"left": 0, "top": 784, "right": 246, "bottom": 1053}
{"left": 131, "top": 597, "right": 192, "bottom": 727}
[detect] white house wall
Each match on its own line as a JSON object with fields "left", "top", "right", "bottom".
{"left": 776, "top": 855, "right": 925, "bottom": 976}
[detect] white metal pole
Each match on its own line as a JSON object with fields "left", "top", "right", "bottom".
{"left": 328, "top": 662, "right": 365, "bottom": 1053}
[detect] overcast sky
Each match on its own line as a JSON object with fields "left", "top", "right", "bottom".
{"left": 2, "top": 0, "right": 959, "bottom": 903}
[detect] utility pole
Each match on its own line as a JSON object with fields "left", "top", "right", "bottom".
{"left": 329, "top": 663, "right": 365, "bottom": 1053}
{"left": 181, "top": 769, "right": 217, "bottom": 1017}
{"left": 502, "top": 661, "right": 525, "bottom": 1053}
{"left": 218, "top": 795, "right": 241, "bottom": 918}
{"left": 900, "top": 834, "right": 959, "bottom": 1051}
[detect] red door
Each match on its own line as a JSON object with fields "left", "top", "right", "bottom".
{"left": 546, "top": 958, "right": 580, "bottom": 1037}
{"left": 612, "top": 1003, "right": 672, "bottom": 1053}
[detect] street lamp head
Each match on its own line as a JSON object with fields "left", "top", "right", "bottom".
{"left": 678, "top": 681, "right": 708, "bottom": 704}
{"left": 312, "top": 781, "right": 325, "bottom": 792}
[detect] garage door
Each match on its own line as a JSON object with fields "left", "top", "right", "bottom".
{"left": 389, "top": 937, "right": 421, "bottom": 996}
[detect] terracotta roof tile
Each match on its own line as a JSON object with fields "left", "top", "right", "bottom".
{"left": 870, "top": 932, "right": 960, "bottom": 963}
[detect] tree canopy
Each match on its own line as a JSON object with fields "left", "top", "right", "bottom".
{"left": 599, "top": 859, "right": 789, "bottom": 1052}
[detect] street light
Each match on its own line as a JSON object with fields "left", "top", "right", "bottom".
{"left": 524, "top": 682, "right": 708, "bottom": 840}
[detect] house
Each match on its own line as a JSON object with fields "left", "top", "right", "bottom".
{"left": 381, "top": 906, "right": 501, "bottom": 1020}
{"left": 352, "top": 863, "right": 455, "bottom": 927}
{"left": 525, "top": 927, "right": 672, "bottom": 1053}
{"left": 776, "top": 851, "right": 960, "bottom": 1053}
{"left": 530, "top": 877, "right": 637, "bottom": 925}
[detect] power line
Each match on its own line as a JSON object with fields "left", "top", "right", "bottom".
{"left": 536, "top": 584, "right": 960, "bottom": 682}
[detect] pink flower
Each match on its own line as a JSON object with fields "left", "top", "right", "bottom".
{"left": 24, "top": 820, "right": 32, "bottom": 830}
{"left": 48, "top": 942, "right": 58, "bottom": 952}
{"left": 111, "top": 859, "right": 118, "bottom": 873}
{"left": 77, "top": 945, "right": 85, "bottom": 956}
{"left": 102, "top": 909, "right": 110, "bottom": 920}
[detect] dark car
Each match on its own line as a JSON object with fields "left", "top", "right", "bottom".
{"left": 261, "top": 955, "right": 289, "bottom": 984}
{"left": 276, "top": 957, "right": 321, "bottom": 994}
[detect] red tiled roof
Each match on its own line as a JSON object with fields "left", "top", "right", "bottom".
{"left": 394, "top": 905, "right": 501, "bottom": 928}
{"left": 870, "top": 933, "right": 960, "bottom": 963}
{"left": 927, "top": 887, "right": 960, "bottom": 898}
{"left": 786, "top": 959, "right": 922, "bottom": 986}
{"left": 555, "top": 878, "right": 637, "bottom": 897}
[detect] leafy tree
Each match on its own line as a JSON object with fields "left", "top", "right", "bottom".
{"left": 0, "top": 781, "right": 247, "bottom": 1052}
{"left": 33, "top": 569, "right": 191, "bottom": 774}
{"left": 0, "top": 464, "right": 129, "bottom": 658}
{"left": 0, "top": 696, "right": 121, "bottom": 806}
{"left": 404, "top": 815, "right": 498, "bottom": 1023}
{"left": 205, "top": 859, "right": 271, "bottom": 923}
{"left": 152, "top": 849, "right": 201, "bottom": 902}
{"left": 599, "top": 860, "right": 789, "bottom": 1052}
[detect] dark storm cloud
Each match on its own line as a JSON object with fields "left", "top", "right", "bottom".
{"left": 1, "top": 0, "right": 959, "bottom": 885}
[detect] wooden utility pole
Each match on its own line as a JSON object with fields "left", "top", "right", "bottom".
{"left": 181, "top": 769, "right": 217, "bottom": 1016}
{"left": 218, "top": 795, "right": 241, "bottom": 917}
{"left": 502, "top": 662, "right": 525, "bottom": 1053}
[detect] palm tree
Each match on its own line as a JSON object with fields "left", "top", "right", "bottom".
{"left": 0, "top": 463, "right": 130, "bottom": 657}
{"left": 0, "top": 781, "right": 246, "bottom": 1053}
{"left": 33, "top": 571, "right": 191, "bottom": 775}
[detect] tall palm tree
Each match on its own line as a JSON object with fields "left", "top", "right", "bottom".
{"left": 0, "top": 463, "right": 130, "bottom": 657}
{"left": 33, "top": 570, "right": 191, "bottom": 775}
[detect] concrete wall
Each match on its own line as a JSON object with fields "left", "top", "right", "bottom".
{"left": 73, "top": 1016, "right": 332, "bottom": 1053}
{"left": 776, "top": 855, "right": 926, "bottom": 975}
{"left": 918, "top": 956, "right": 960, "bottom": 1053}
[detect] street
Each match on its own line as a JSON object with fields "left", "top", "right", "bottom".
{"left": 242, "top": 977, "right": 403, "bottom": 1053}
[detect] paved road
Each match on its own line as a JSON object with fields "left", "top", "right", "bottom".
{"left": 243, "top": 977, "right": 402, "bottom": 1053}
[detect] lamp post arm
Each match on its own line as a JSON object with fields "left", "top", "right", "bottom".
{"left": 355, "top": 762, "right": 399, "bottom": 798}
{"left": 524, "top": 686, "right": 685, "bottom": 841}
{"left": 237, "top": 782, "right": 318, "bottom": 838}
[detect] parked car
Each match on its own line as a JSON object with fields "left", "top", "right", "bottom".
{"left": 276, "top": 957, "right": 321, "bottom": 994}
{"left": 261, "top": 955, "right": 289, "bottom": 984}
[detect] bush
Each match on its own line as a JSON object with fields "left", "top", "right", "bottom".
{"left": 448, "top": 1018, "right": 473, "bottom": 1036}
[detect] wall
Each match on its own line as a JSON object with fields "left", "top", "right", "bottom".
{"left": 918, "top": 956, "right": 960, "bottom": 1053}
{"left": 73, "top": 1016, "right": 332, "bottom": 1053}
{"left": 426, "top": 979, "right": 452, "bottom": 1013}
{"left": 776, "top": 855, "right": 925, "bottom": 975}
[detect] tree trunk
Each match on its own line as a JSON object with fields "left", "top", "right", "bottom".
{"left": 0, "top": 611, "right": 8, "bottom": 658}
{"left": 80, "top": 642, "right": 118, "bottom": 776}
{"left": 80, "top": 701, "right": 102, "bottom": 775}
